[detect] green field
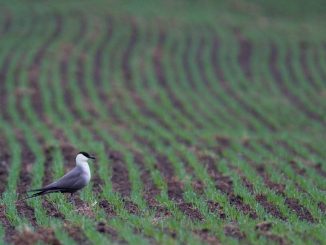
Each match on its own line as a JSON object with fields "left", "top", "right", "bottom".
{"left": 0, "top": 0, "right": 325, "bottom": 244}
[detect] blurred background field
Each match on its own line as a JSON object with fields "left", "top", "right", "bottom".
{"left": 0, "top": 0, "right": 325, "bottom": 244}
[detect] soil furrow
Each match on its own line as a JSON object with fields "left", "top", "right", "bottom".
{"left": 313, "top": 46, "right": 326, "bottom": 85}
{"left": 0, "top": 12, "right": 11, "bottom": 35}
{"left": 29, "top": 14, "right": 62, "bottom": 121}
{"left": 107, "top": 148, "right": 140, "bottom": 215}
{"left": 211, "top": 38, "right": 254, "bottom": 132}
{"left": 198, "top": 152, "right": 257, "bottom": 219}
{"left": 0, "top": 135, "right": 11, "bottom": 195}
{"left": 93, "top": 16, "right": 113, "bottom": 86}
{"left": 169, "top": 38, "right": 204, "bottom": 129}
{"left": 109, "top": 150, "right": 132, "bottom": 198}
{"left": 237, "top": 169, "right": 286, "bottom": 221}
{"left": 235, "top": 30, "right": 252, "bottom": 78}
{"left": 153, "top": 30, "right": 201, "bottom": 130}
{"left": 138, "top": 137, "right": 203, "bottom": 221}
{"left": 155, "top": 153, "right": 203, "bottom": 220}
{"left": 15, "top": 130, "right": 38, "bottom": 228}
{"left": 0, "top": 205, "right": 16, "bottom": 243}
{"left": 194, "top": 228, "right": 221, "bottom": 245}
{"left": 0, "top": 13, "right": 15, "bottom": 120}
{"left": 60, "top": 13, "right": 86, "bottom": 119}
{"left": 132, "top": 151, "right": 170, "bottom": 217}
{"left": 122, "top": 18, "right": 137, "bottom": 89}
{"left": 269, "top": 43, "right": 324, "bottom": 124}
{"left": 299, "top": 42, "right": 319, "bottom": 90}
{"left": 214, "top": 37, "right": 276, "bottom": 132}
{"left": 195, "top": 37, "right": 232, "bottom": 126}
{"left": 64, "top": 222, "right": 91, "bottom": 245}
{"left": 255, "top": 164, "right": 315, "bottom": 222}
{"left": 255, "top": 194, "right": 286, "bottom": 220}
{"left": 122, "top": 24, "right": 173, "bottom": 132}
{"left": 76, "top": 16, "right": 100, "bottom": 118}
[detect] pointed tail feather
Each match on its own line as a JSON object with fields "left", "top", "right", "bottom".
{"left": 21, "top": 191, "right": 47, "bottom": 200}
{"left": 28, "top": 186, "right": 53, "bottom": 192}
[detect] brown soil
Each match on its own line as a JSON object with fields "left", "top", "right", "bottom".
{"left": 93, "top": 16, "right": 113, "bottom": 85}
{"left": 133, "top": 152, "right": 161, "bottom": 207}
{"left": 198, "top": 153, "right": 257, "bottom": 218}
{"left": 99, "top": 200, "right": 116, "bottom": 217}
{"left": 123, "top": 199, "right": 140, "bottom": 215}
{"left": 0, "top": 136, "right": 10, "bottom": 194}
{"left": 12, "top": 227, "right": 61, "bottom": 245}
{"left": 29, "top": 15, "right": 62, "bottom": 121}
{"left": 0, "top": 205, "right": 16, "bottom": 243}
{"left": 289, "top": 160, "right": 306, "bottom": 176}
{"left": 314, "top": 163, "right": 326, "bottom": 178}
{"left": 76, "top": 17, "right": 101, "bottom": 119}
{"left": 215, "top": 135, "right": 231, "bottom": 149}
{"left": 178, "top": 203, "right": 203, "bottom": 220}
{"left": 241, "top": 176, "right": 255, "bottom": 194}
{"left": 270, "top": 44, "right": 324, "bottom": 123}
{"left": 155, "top": 154, "right": 203, "bottom": 220}
{"left": 97, "top": 221, "right": 125, "bottom": 243}
{"left": 108, "top": 150, "right": 142, "bottom": 215}
{"left": 233, "top": 164, "right": 287, "bottom": 221}
{"left": 132, "top": 151, "right": 173, "bottom": 218}
{"left": 257, "top": 167, "right": 285, "bottom": 195}
{"left": 285, "top": 198, "right": 315, "bottom": 223}
{"left": 318, "top": 202, "right": 326, "bottom": 214}
{"left": 235, "top": 30, "right": 252, "bottom": 78}
{"left": 122, "top": 19, "right": 137, "bottom": 87}
{"left": 109, "top": 150, "right": 132, "bottom": 197}
{"left": 59, "top": 15, "right": 84, "bottom": 119}
{"left": 183, "top": 34, "right": 219, "bottom": 128}
{"left": 152, "top": 30, "right": 199, "bottom": 131}
{"left": 168, "top": 38, "right": 204, "bottom": 129}
{"left": 255, "top": 194, "right": 286, "bottom": 220}
{"left": 15, "top": 131, "right": 37, "bottom": 227}
{"left": 213, "top": 36, "right": 276, "bottom": 132}
{"left": 194, "top": 228, "right": 221, "bottom": 245}
{"left": 256, "top": 164, "right": 315, "bottom": 222}
{"left": 207, "top": 201, "right": 226, "bottom": 219}
{"left": 64, "top": 222, "right": 91, "bottom": 244}
{"left": 42, "top": 199, "right": 65, "bottom": 219}
{"left": 299, "top": 42, "right": 318, "bottom": 90}
{"left": 255, "top": 221, "right": 273, "bottom": 232}
{"left": 255, "top": 222, "right": 288, "bottom": 245}
{"left": 224, "top": 223, "right": 246, "bottom": 239}
{"left": 192, "top": 180, "right": 205, "bottom": 195}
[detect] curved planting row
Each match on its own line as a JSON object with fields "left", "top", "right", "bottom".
{"left": 0, "top": 4, "right": 325, "bottom": 245}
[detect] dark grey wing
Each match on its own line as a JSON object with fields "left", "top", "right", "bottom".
{"left": 45, "top": 167, "right": 83, "bottom": 190}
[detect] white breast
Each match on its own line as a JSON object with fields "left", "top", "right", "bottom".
{"left": 77, "top": 161, "right": 91, "bottom": 183}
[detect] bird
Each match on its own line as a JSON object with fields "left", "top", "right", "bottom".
{"left": 25, "top": 152, "right": 95, "bottom": 199}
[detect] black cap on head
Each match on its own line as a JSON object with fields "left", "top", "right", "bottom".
{"left": 79, "top": 152, "right": 95, "bottom": 159}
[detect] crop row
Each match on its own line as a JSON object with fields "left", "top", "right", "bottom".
{"left": 0, "top": 6, "right": 325, "bottom": 245}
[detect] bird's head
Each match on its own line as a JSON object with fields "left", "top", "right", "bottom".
{"left": 76, "top": 152, "right": 96, "bottom": 163}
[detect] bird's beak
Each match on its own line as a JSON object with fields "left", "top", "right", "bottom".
{"left": 89, "top": 155, "right": 96, "bottom": 160}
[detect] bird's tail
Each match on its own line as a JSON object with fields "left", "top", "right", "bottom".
{"left": 20, "top": 187, "right": 51, "bottom": 200}
{"left": 22, "top": 187, "right": 65, "bottom": 200}
{"left": 22, "top": 191, "right": 47, "bottom": 200}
